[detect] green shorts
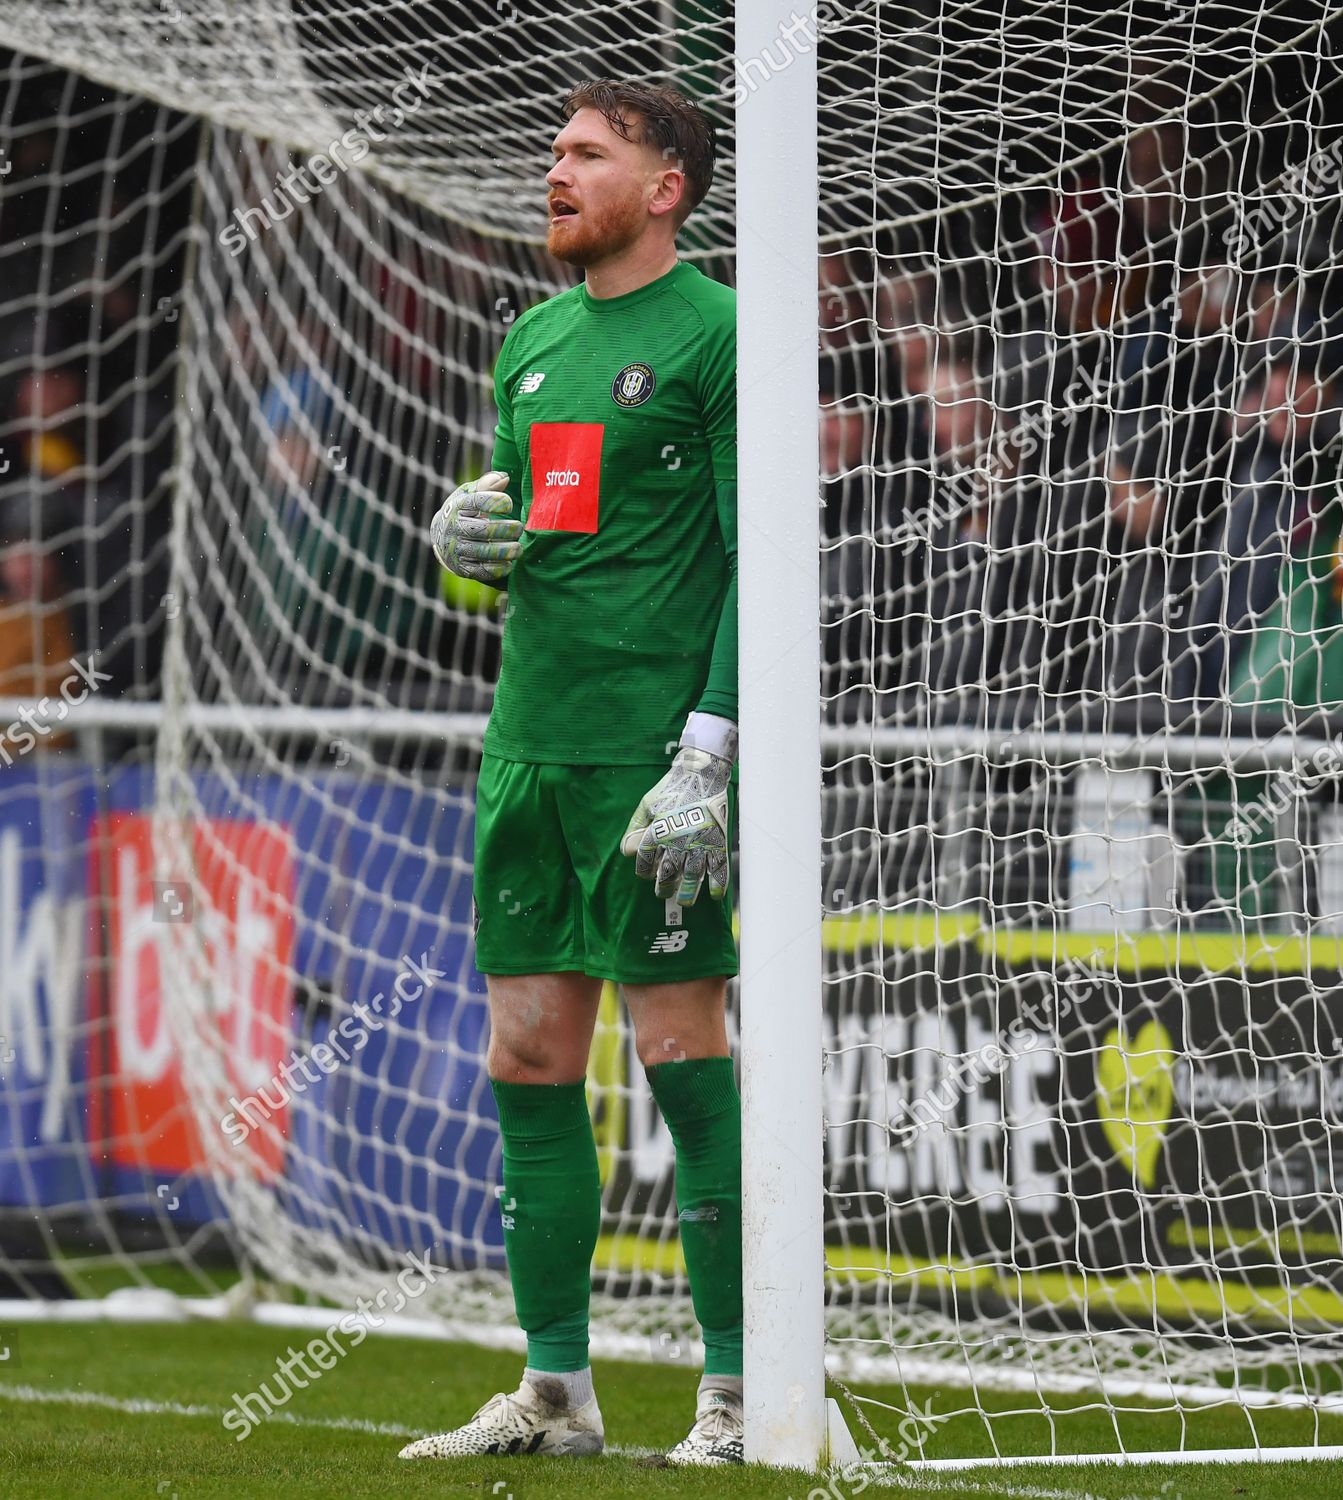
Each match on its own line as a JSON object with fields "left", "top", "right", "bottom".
{"left": 472, "top": 754, "right": 739, "bottom": 986}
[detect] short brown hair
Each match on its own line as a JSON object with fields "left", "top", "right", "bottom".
{"left": 562, "top": 79, "right": 716, "bottom": 225}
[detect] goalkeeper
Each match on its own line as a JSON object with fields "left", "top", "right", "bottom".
{"left": 400, "top": 80, "right": 741, "bottom": 1467}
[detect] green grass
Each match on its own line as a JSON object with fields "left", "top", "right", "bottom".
{"left": 0, "top": 1322, "right": 1340, "bottom": 1499}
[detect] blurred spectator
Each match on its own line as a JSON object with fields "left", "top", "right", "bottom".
{"left": 1116, "top": 121, "right": 1189, "bottom": 312}
{"left": 1114, "top": 264, "right": 1240, "bottom": 556}
{"left": 1228, "top": 493, "right": 1343, "bottom": 712}
{"left": 1238, "top": 271, "right": 1326, "bottom": 388}
{"left": 1194, "top": 489, "right": 1343, "bottom": 926}
{"left": 0, "top": 501, "right": 78, "bottom": 760}
{"left": 876, "top": 267, "right": 944, "bottom": 399}
{"left": 250, "top": 358, "right": 446, "bottom": 697}
{"left": 819, "top": 355, "right": 875, "bottom": 528}
{"left": 2, "top": 354, "right": 163, "bottom": 698}
{"left": 14, "top": 362, "right": 86, "bottom": 484}
{"left": 820, "top": 353, "right": 884, "bottom": 719}
{"left": 996, "top": 172, "right": 1126, "bottom": 495}
{"left": 1077, "top": 424, "right": 1188, "bottom": 705}
{"left": 987, "top": 178, "right": 1134, "bottom": 711}
{"left": 1037, "top": 176, "right": 1124, "bottom": 340}
{"left": 1179, "top": 349, "right": 1342, "bottom": 706}
{"left": 899, "top": 348, "right": 1020, "bottom": 705}
{"left": 820, "top": 250, "right": 868, "bottom": 356}
{"left": 819, "top": 251, "right": 884, "bottom": 479}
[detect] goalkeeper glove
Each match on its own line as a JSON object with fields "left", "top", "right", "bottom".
{"left": 430, "top": 470, "right": 523, "bottom": 583}
{"left": 620, "top": 713, "right": 737, "bottom": 906}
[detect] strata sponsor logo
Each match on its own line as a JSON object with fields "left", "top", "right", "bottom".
{"left": 0, "top": 828, "right": 83, "bottom": 1145}
{"left": 220, "top": 952, "right": 446, "bottom": 1148}
{"left": 527, "top": 422, "right": 603, "bottom": 533}
{"left": 1095, "top": 1020, "right": 1175, "bottom": 1188}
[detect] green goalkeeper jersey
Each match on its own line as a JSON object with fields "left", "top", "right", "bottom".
{"left": 484, "top": 260, "right": 737, "bottom": 765}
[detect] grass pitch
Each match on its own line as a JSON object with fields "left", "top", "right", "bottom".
{"left": 0, "top": 1321, "right": 1341, "bottom": 1499}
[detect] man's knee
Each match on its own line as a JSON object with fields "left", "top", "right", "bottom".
{"left": 492, "top": 1026, "right": 579, "bottom": 1086}
{"left": 486, "top": 972, "right": 599, "bottom": 1084}
{"left": 629, "top": 978, "right": 729, "bottom": 1067}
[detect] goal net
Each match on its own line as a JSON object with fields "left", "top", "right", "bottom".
{"left": 1, "top": 0, "right": 1342, "bottom": 1467}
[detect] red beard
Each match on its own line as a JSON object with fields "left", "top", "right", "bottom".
{"left": 547, "top": 185, "right": 646, "bottom": 268}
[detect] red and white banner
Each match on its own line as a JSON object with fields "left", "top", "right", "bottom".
{"left": 94, "top": 815, "right": 294, "bottom": 1177}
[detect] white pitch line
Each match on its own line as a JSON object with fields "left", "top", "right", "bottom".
{"left": 0, "top": 1380, "right": 655, "bottom": 1458}
{"left": 0, "top": 1381, "right": 422, "bottom": 1439}
{"left": 0, "top": 1382, "right": 1107, "bottom": 1493}
{"left": 870, "top": 1474, "right": 1108, "bottom": 1499}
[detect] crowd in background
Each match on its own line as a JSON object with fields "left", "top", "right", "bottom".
{"left": 0, "top": 77, "right": 192, "bottom": 723}
{"left": 820, "top": 118, "right": 1343, "bottom": 731}
{"left": 0, "top": 62, "right": 1341, "bottom": 763}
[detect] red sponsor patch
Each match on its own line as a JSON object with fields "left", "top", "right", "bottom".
{"left": 528, "top": 422, "right": 604, "bottom": 532}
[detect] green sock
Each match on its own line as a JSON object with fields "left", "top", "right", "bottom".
{"left": 646, "top": 1056, "right": 743, "bottom": 1377}
{"left": 490, "top": 1079, "right": 599, "bottom": 1373}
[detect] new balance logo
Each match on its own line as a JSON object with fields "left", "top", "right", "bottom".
{"left": 519, "top": 371, "right": 546, "bottom": 393}
{"left": 649, "top": 930, "right": 690, "bottom": 954}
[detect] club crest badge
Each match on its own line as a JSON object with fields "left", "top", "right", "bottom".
{"left": 611, "top": 362, "right": 656, "bottom": 408}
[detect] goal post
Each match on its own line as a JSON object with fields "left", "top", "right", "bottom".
{"left": 735, "top": 0, "right": 826, "bottom": 1470}
{"left": 3, "top": 0, "right": 1343, "bottom": 1480}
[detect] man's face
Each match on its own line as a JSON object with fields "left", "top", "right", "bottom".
{"left": 546, "top": 106, "right": 675, "bottom": 266}
{"left": 1259, "top": 366, "right": 1323, "bottom": 450}
{"left": 1040, "top": 260, "right": 1108, "bottom": 333}
{"left": 1177, "top": 268, "right": 1233, "bottom": 335}
{"left": 2, "top": 544, "right": 42, "bottom": 602}
{"left": 925, "top": 359, "right": 985, "bottom": 459}
{"left": 1107, "top": 461, "right": 1164, "bottom": 541}
{"left": 18, "top": 369, "right": 81, "bottom": 423}
{"left": 820, "top": 405, "right": 869, "bottom": 480}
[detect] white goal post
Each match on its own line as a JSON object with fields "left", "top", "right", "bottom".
{"left": 1, "top": 0, "right": 1343, "bottom": 1479}
{"left": 735, "top": 0, "right": 827, "bottom": 1468}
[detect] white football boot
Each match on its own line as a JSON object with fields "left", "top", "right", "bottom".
{"left": 665, "top": 1386, "right": 745, "bottom": 1466}
{"left": 399, "top": 1376, "right": 604, "bottom": 1460}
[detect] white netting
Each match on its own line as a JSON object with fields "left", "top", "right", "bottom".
{"left": 815, "top": 0, "right": 1343, "bottom": 1435}
{"left": 0, "top": 1, "right": 734, "bottom": 246}
{"left": 0, "top": 47, "right": 198, "bottom": 1295}
{"left": 1, "top": 0, "right": 1342, "bottom": 1462}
